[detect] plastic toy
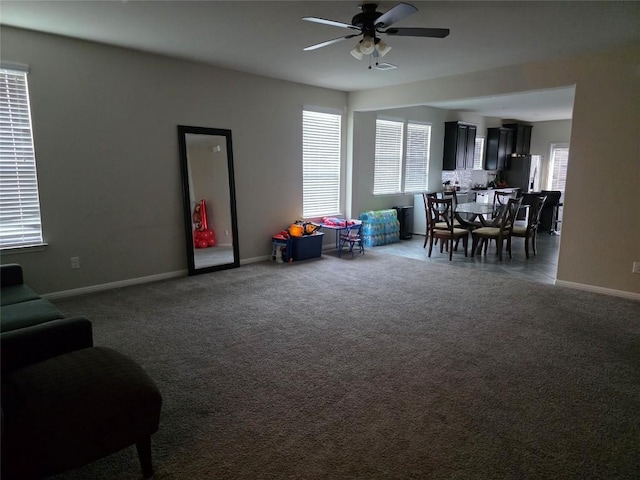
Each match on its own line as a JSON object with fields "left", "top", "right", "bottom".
{"left": 193, "top": 199, "right": 216, "bottom": 248}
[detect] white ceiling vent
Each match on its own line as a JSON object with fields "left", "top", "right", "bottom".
{"left": 375, "top": 62, "right": 398, "bottom": 71}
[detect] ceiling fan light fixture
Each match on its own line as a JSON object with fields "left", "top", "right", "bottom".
{"left": 350, "top": 44, "right": 364, "bottom": 60}
{"left": 360, "top": 36, "right": 375, "bottom": 55}
{"left": 375, "top": 39, "right": 391, "bottom": 58}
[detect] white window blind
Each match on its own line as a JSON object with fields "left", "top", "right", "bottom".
{"left": 549, "top": 145, "right": 569, "bottom": 192}
{"left": 473, "top": 136, "right": 485, "bottom": 170}
{"left": 374, "top": 119, "right": 403, "bottom": 194}
{"left": 0, "top": 67, "right": 44, "bottom": 248}
{"left": 404, "top": 123, "right": 431, "bottom": 192}
{"left": 302, "top": 110, "right": 341, "bottom": 217}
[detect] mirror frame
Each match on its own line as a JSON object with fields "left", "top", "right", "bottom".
{"left": 178, "top": 125, "right": 240, "bottom": 275}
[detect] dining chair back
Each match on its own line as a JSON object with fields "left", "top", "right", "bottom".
{"left": 426, "top": 196, "right": 470, "bottom": 261}
{"left": 491, "top": 190, "right": 515, "bottom": 221}
{"left": 440, "top": 190, "right": 458, "bottom": 207}
{"left": 434, "top": 191, "right": 462, "bottom": 230}
{"left": 471, "top": 197, "right": 522, "bottom": 260}
{"left": 338, "top": 222, "right": 364, "bottom": 258}
{"left": 422, "top": 192, "right": 438, "bottom": 248}
{"left": 512, "top": 195, "right": 546, "bottom": 258}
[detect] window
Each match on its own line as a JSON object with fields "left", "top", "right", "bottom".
{"left": 302, "top": 109, "right": 341, "bottom": 217}
{"left": 0, "top": 66, "right": 44, "bottom": 249}
{"left": 404, "top": 123, "right": 431, "bottom": 192}
{"left": 473, "top": 136, "right": 485, "bottom": 170}
{"left": 548, "top": 144, "right": 569, "bottom": 192}
{"left": 374, "top": 118, "right": 431, "bottom": 195}
{"left": 374, "top": 119, "right": 403, "bottom": 194}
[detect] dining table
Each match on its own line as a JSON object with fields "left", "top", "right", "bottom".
{"left": 454, "top": 202, "right": 495, "bottom": 227}
{"left": 455, "top": 201, "right": 529, "bottom": 228}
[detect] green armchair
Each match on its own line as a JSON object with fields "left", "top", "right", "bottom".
{"left": 1, "top": 266, "right": 162, "bottom": 479}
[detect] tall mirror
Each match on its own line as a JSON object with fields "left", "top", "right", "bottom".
{"left": 178, "top": 125, "right": 239, "bottom": 275}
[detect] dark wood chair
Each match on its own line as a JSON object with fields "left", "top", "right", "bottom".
{"left": 437, "top": 192, "right": 463, "bottom": 230}
{"left": 423, "top": 191, "right": 464, "bottom": 250}
{"left": 487, "top": 190, "right": 515, "bottom": 226}
{"left": 422, "top": 192, "right": 437, "bottom": 248}
{"left": 426, "top": 196, "right": 470, "bottom": 261}
{"left": 512, "top": 195, "right": 546, "bottom": 258}
{"left": 471, "top": 197, "right": 522, "bottom": 260}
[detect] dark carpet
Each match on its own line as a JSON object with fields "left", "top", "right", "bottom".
{"left": 51, "top": 251, "right": 640, "bottom": 479}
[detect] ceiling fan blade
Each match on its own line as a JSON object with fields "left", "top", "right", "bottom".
{"left": 303, "top": 34, "right": 359, "bottom": 51}
{"left": 374, "top": 2, "right": 418, "bottom": 29}
{"left": 302, "top": 16, "right": 360, "bottom": 31}
{"left": 383, "top": 27, "right": 450, "bottom": 38}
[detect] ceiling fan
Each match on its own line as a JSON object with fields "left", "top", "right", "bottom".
{"left": 302, "top": 2, "right": 449, "bottom": 65}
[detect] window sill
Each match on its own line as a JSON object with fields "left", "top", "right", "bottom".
{"left": 1, "top": 243, "right": 49, "bottom": 255}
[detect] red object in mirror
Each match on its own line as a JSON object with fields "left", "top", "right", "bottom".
{"left": 193, "top": 199, "right": 216, "bottom": 248}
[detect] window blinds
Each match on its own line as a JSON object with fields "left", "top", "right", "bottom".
{"left": 550, "top": 145, "right": 569, "bottom": 192}
{"left": 302, "top": 110, "right": 341, "bottom": 217}
{"left": 404, "top": 123, "right": 431, "bottom": 192}
{"left": 473, "top": 137, "right": 485, "bottom": 170}
{"left": 374, "top": 119, "right": 403, "bottom": 194}
{"left": 0, "top": 67, "right": 44, "bottom": 248}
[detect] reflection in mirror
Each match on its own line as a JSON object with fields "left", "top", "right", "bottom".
{"left": 178, "top": 126, "right": 239, "bottom": 275}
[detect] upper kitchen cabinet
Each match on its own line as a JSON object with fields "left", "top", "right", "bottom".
{"left": 503, "top": 123, "right": 532, "bottom": 156}
{"left": 443, "top": 121, "right": 477, "bottom": 170}
{"left": 485, "top": 127, "right": 513, "bottom": 170}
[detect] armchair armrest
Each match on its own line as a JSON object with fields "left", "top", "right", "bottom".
{"left": 1, "top": 317, "right": 93, "bottom": 374}
{"left": 1, "top": 264, "right": 24, "bottom": 287}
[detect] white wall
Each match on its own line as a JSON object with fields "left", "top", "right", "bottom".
{"left": 0, "top": 27, "right": 347, "bottom": 294}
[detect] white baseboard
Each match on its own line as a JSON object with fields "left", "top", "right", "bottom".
{"left": 45, "top": 255, "right": 281, "bottom": 298}
{"left": 555, "top": 280, "right": 640, "bottom": 301}
{"left": 241, "top": 255, "right": 270, "bottom": 265}
{"left": 43, "top": 270, "right": 187, "bottom": 300}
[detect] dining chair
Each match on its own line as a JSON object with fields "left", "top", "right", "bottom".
{"left": 338, "top": 222, "right": 364, "bottom": 258}
{"left": 512, "top": 195, "right": 546, "bottom": 258}
{"left": 426, "top": 196, "right": 470, "bottom": 261}
{"left": 422, "top": 192, "right": 460, "bottom": 250}
{"left": 489, "top": 190, "right": 515, "bottom": 225}
{"left": 471, "top": 197, "right": 522, "bottom": 261}
{"left": 422, "top": 192, "right": 437, "bottom": 248}
{"left": 436, "top": 191, "right": 463, "bottom": 229}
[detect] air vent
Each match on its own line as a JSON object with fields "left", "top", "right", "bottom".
{"left": 375, "top": 62, "right": 398, "bottom": 71}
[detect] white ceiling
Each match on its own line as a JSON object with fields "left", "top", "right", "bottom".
{"left": 2, "top": 1, "right": 638, "bottom": 122}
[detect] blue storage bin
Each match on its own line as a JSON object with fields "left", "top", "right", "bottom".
{"left": 289, "top": 232, "right": 324, "bottom": 261}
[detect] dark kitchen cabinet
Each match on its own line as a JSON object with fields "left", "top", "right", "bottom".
{"left": 503, "top": 123, "right": 532, "bottom": 156}
{"left": 443, "top": 121, "right": 477, "bottom": 170}
{"left": 485, "top": 127, "right": 513, "bottom": 171}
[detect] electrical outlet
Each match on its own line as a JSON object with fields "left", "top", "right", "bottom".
{"left": 71, "top": 256, "right": 80, "bottom": 269}
{"left": 633, "top": 262, "right": 640, "bottom": 274}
